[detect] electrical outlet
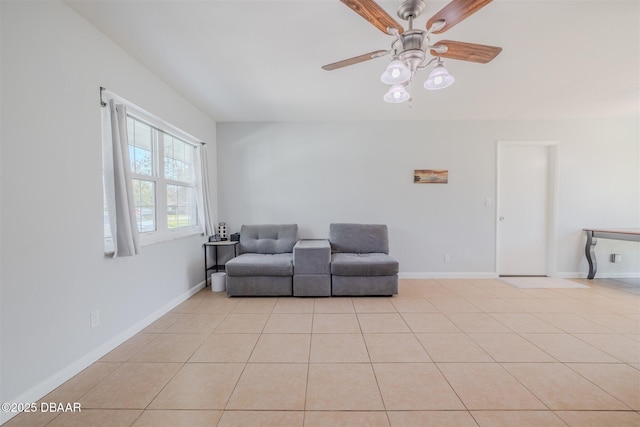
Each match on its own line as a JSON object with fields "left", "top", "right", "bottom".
{"left": 90, "top": 310, "right": 100, "bottom": 328}
{"left": 444, "top": 254, "right": 451, "bottom": 263}
{"left": 610, "top": 254, "right": 622, "bottom": 263}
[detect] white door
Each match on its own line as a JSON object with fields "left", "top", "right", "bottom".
{"left": 498, "top": 144, "right": 550, "bottom": 276}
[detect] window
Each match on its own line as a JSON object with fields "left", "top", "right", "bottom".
{"left": 126, "top": 115, "right": 200, "bottom": 242}
{"left": 103, "top": 101, "right": 204, "bottom": 251}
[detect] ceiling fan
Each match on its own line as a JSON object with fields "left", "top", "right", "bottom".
{"left": 322, "top": 0, "right": 502, "bottom": 103}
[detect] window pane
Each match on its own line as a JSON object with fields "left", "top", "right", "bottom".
{"left": 127, "top": 117, "right": 154, "bottom": 176}
{"left": 164, "top": 134, "right": 193, "bottom": 183}
{"left": 132, "top": 179, "right": 156, "bottom": 233}
{"left": 167, "top": 184, "right": 197, "bottom": 229}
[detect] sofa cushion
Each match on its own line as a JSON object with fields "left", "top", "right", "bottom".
{"left": 226, "top": 253, "right": 294, "bottom": 276}
{"left": 329, "top": 223, "right": 389, "bottom": 254}
{"left": 331, "top": 253, "right": 399, "bottom": 276}
{"left": 239, "top": 224, "right": 298, "bottom": 254}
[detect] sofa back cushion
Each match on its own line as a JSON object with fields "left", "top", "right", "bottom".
{"left": 329, "top": 223, "right": 389, "bottom": 254}
{"left": 240, "top": 224, "right": 298, "bottom": 254}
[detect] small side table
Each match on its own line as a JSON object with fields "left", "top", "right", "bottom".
{"left": 204, "top": 241, "right": 239, "bottom": 286}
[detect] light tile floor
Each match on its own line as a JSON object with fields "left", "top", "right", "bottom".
{"left": 5, "top": 278, "right": 640, "bottom": 427}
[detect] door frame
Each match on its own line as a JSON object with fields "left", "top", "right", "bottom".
{"left": 495, "top": 140, "right": 560, "bottom": 277}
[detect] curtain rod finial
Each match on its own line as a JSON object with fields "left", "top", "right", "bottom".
{"left": 100, "top": 86, "right": 107, "bottom": 107}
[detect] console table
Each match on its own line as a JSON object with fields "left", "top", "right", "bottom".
{"left": 203, "top": 241, "right": 239, "bottom": 285}
{"left": 584, "top": 228, "right": 640, "bottom": 279}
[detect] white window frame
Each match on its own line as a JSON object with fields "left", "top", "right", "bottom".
{"left": 126, "top": 109, "right": 202, "bottom": 246}
{"left": 102, "top": 93, "right": 205, "bottom": 250}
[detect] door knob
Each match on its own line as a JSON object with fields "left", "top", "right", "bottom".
{"left": 499, "top": 216, "right": 505, "bottom": 221}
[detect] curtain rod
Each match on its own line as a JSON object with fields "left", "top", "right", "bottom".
{"left": 99, "top": 86, "right": 206, "bottom": 145}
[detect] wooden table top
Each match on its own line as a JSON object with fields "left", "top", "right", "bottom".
{"left": 583, "top": 228, "right": 640, "bottom": 235}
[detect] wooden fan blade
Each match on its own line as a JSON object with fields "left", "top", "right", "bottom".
{"left": 430, "top": 40, "right": 502, "bottom": 63}
{"left": 322, "top": 50, "right": 387, "bottom": 71}
{"left": 427, "top": 0, "right": 493, "bottom": 34}
{"left": 340, "top": 0, "right": 404, "bottom": 35}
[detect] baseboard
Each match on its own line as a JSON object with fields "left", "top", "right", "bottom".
{"left": 399, "top": 272, "right": 498, "bottom": 279}
{"left": 400, "top": 272, "right": 640, "bottom": 280}
{"left": 0, "top": 281, "right": 206, "bottom": 425}
{"left": 597, "top": 272, "right": 640, "bottom": 279}
{"left": 555, "top": 272, "right": 640, "bottom": 279}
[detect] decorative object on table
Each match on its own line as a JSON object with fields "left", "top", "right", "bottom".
{"left": 217, "top": 222, "right": 227, "bottom": 241}
{"left": 414, "top": 169, "right": 448, "bottom": 184}
{"left": 209, "top": 234, "right": 221, "bottom": 242}
{"left": 230, "top": 233, "right": 240, "bottom": 241}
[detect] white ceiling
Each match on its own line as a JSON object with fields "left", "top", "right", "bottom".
{"left": 64, "top": 0, "right": 639, "bottom": 122}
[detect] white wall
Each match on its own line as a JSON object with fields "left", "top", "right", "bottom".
{"left": 217, "top": 119, "right": 639, "bottom": 278}
{"left": 0, "top": 0, "right": 217, "bottom": 413}
{"left": 0, "top": 0, "right": 637, "bottom": 418}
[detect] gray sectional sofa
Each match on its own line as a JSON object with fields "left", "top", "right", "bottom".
{"left": 224, "top": 222, "right": 398, "bottom": 297}
{"left": 225, "top": 224, "right": 298, "bottom": 296}
{"left": 329, "top": 223, "right": 399, "bottom": 296}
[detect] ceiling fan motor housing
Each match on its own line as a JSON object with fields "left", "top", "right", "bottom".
{"left": 397, "top": 30, "right": 427, "bottom": 72}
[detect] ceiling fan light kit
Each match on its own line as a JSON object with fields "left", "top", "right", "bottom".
{"left": 424, "top": 60, "right": 455, "bottom": 90}
{"left": 324, "top": 0, "right": 502, "bottom": 104}
{"left": 380, "top": 57, "right": 411, "bottom": 85}
{"left": 384, "top": 84, "right": 411, "bottom": 103}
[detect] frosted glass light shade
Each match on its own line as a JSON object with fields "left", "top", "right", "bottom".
{"left": 380, "top": 59, "right": 411, "bottom": 85}
{"left": 424, "top": 64, "right": 455, "bottom": 90}
{"left": 383, "top": 84, "right": 410, "bottom": 103}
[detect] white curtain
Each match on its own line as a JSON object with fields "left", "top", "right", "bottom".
{"left": 194, "top": 144, "right": 216, "bottom": 236}
{"left": 102, "top": 99, "right": 140, "bottom": 256}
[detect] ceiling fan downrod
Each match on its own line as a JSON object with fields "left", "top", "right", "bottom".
{"left": 392, "top": 0, "right": 430, "bottom": 73}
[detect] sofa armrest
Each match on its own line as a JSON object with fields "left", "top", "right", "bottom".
{"left": 293, "top": 239, "right": 331, "bottom": 275}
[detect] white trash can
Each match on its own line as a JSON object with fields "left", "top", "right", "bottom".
{"left": 211, "top": 272, "right": 226, "bottom": 292}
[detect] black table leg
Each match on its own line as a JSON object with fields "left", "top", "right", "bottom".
{"left": 203, "top": 244, "right": 220, "bottom": 286}
{"left": 585, "top": 231, "right": 597, "bottom": 279}
{"left": 203, "top": 244, "right": 207, "bottom": 286}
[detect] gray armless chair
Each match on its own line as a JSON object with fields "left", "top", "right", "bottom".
{"left": 225, "top": 224, "right": 298, "bottom": 296}
{"left": 329, "top": 223, "right": 399, "bottom": 296}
